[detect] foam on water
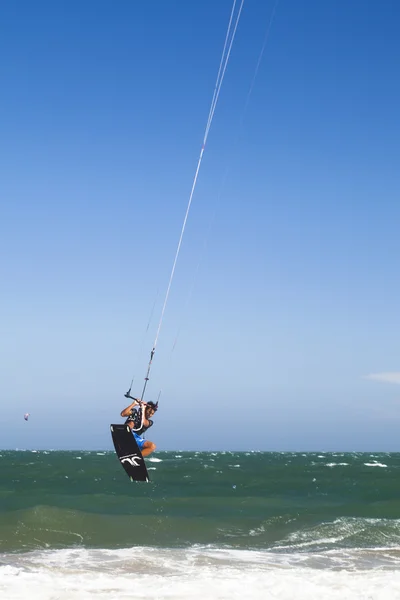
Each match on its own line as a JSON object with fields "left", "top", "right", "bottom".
{"left": 1, "top": 546, "right": 400, "bottom": 600}
{"left": 273, "top": 517, "right": 400, "bottom": 554}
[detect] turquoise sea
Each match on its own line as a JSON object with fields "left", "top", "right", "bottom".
{"left": 1, "top": 450, "right": 400, "bottom": 599}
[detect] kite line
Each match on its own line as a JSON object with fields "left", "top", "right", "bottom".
{"left": 126, "top": 0, "right": 245, "bottom": 401}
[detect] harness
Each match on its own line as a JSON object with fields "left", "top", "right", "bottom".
{"left": 125, "top": 406, "right": 153, "bottom": 436}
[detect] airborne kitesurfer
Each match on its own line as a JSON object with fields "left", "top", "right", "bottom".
{"left": 120, "top": 397, "right": 157, "bottom": 457}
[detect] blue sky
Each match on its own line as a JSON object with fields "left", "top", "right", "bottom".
{"left": 1, "top": 0, "right": 400, "bottom": 451}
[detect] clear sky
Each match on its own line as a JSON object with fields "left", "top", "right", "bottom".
{"left": 1, "top": 0, "right": 400, "bottom": 451}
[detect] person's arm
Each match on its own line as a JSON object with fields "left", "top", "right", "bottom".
{"left": 120, "top": 398, "right": 141, "bottom": 417}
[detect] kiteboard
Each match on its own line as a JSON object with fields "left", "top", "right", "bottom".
{"left": 110, "top": 424, "right": 149, "bottom": 482}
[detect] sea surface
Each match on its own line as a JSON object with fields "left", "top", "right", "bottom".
{"left": 1, "top": 450, "right": 400, "bottom": 599}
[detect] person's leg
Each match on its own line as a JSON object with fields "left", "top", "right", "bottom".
{"left": 141, "top": 440, "right": 156, "bottom": 457}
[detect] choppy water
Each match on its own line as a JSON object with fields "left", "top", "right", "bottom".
{"left": 1, "top": 450, "right": 400, "bottom": 599}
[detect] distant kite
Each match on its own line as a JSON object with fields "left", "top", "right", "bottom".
{"left": 24, "top": 413, "right": 30, "bottom": 421}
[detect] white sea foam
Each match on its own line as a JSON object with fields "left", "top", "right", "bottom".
{"left": 274, "top": 517, "right": 400, "bottom": 555}
{"left": 364, "top": 462, "right": 387, "bottom": 468}
{"left": 249, "top": 525, "right": 265, "bottom": 537}
{"left": 1, "top": 546, "right": 400, "bottom": 600}
{"left": 148, "top": 457, "right": 162, "bottom": 463}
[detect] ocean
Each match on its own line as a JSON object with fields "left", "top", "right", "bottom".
{"left": 1, "top": 449, "right": 400, "bottom": 599}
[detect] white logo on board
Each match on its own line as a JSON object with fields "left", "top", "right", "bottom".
{"left": 120, "top": 454, "right": 142, "bottom": 467}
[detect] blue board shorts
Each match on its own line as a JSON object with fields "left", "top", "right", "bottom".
{"left": 133, "top": 432, "right": 146, "bottom": 451}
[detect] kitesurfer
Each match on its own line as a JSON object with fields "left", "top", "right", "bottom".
{"left": 120, "top": 398, "right": 157, "bottom": 457}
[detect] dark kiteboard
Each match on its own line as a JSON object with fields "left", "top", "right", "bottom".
{"left": 110, "top": 424, "right": 149, "bottom": 482}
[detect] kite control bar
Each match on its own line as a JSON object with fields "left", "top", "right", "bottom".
{"left": 124, "top": 390, "right": 147, "bottom": 406}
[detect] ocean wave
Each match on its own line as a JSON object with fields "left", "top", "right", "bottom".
{"left": 273, "top": 517, "right": 400, "bottom": 553}
{"left": 1, "top": 546, "right": 400, "bottom": 599}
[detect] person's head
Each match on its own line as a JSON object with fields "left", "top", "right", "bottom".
{"left": 145, "top": 401, "right": 158, "bottom": 418}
